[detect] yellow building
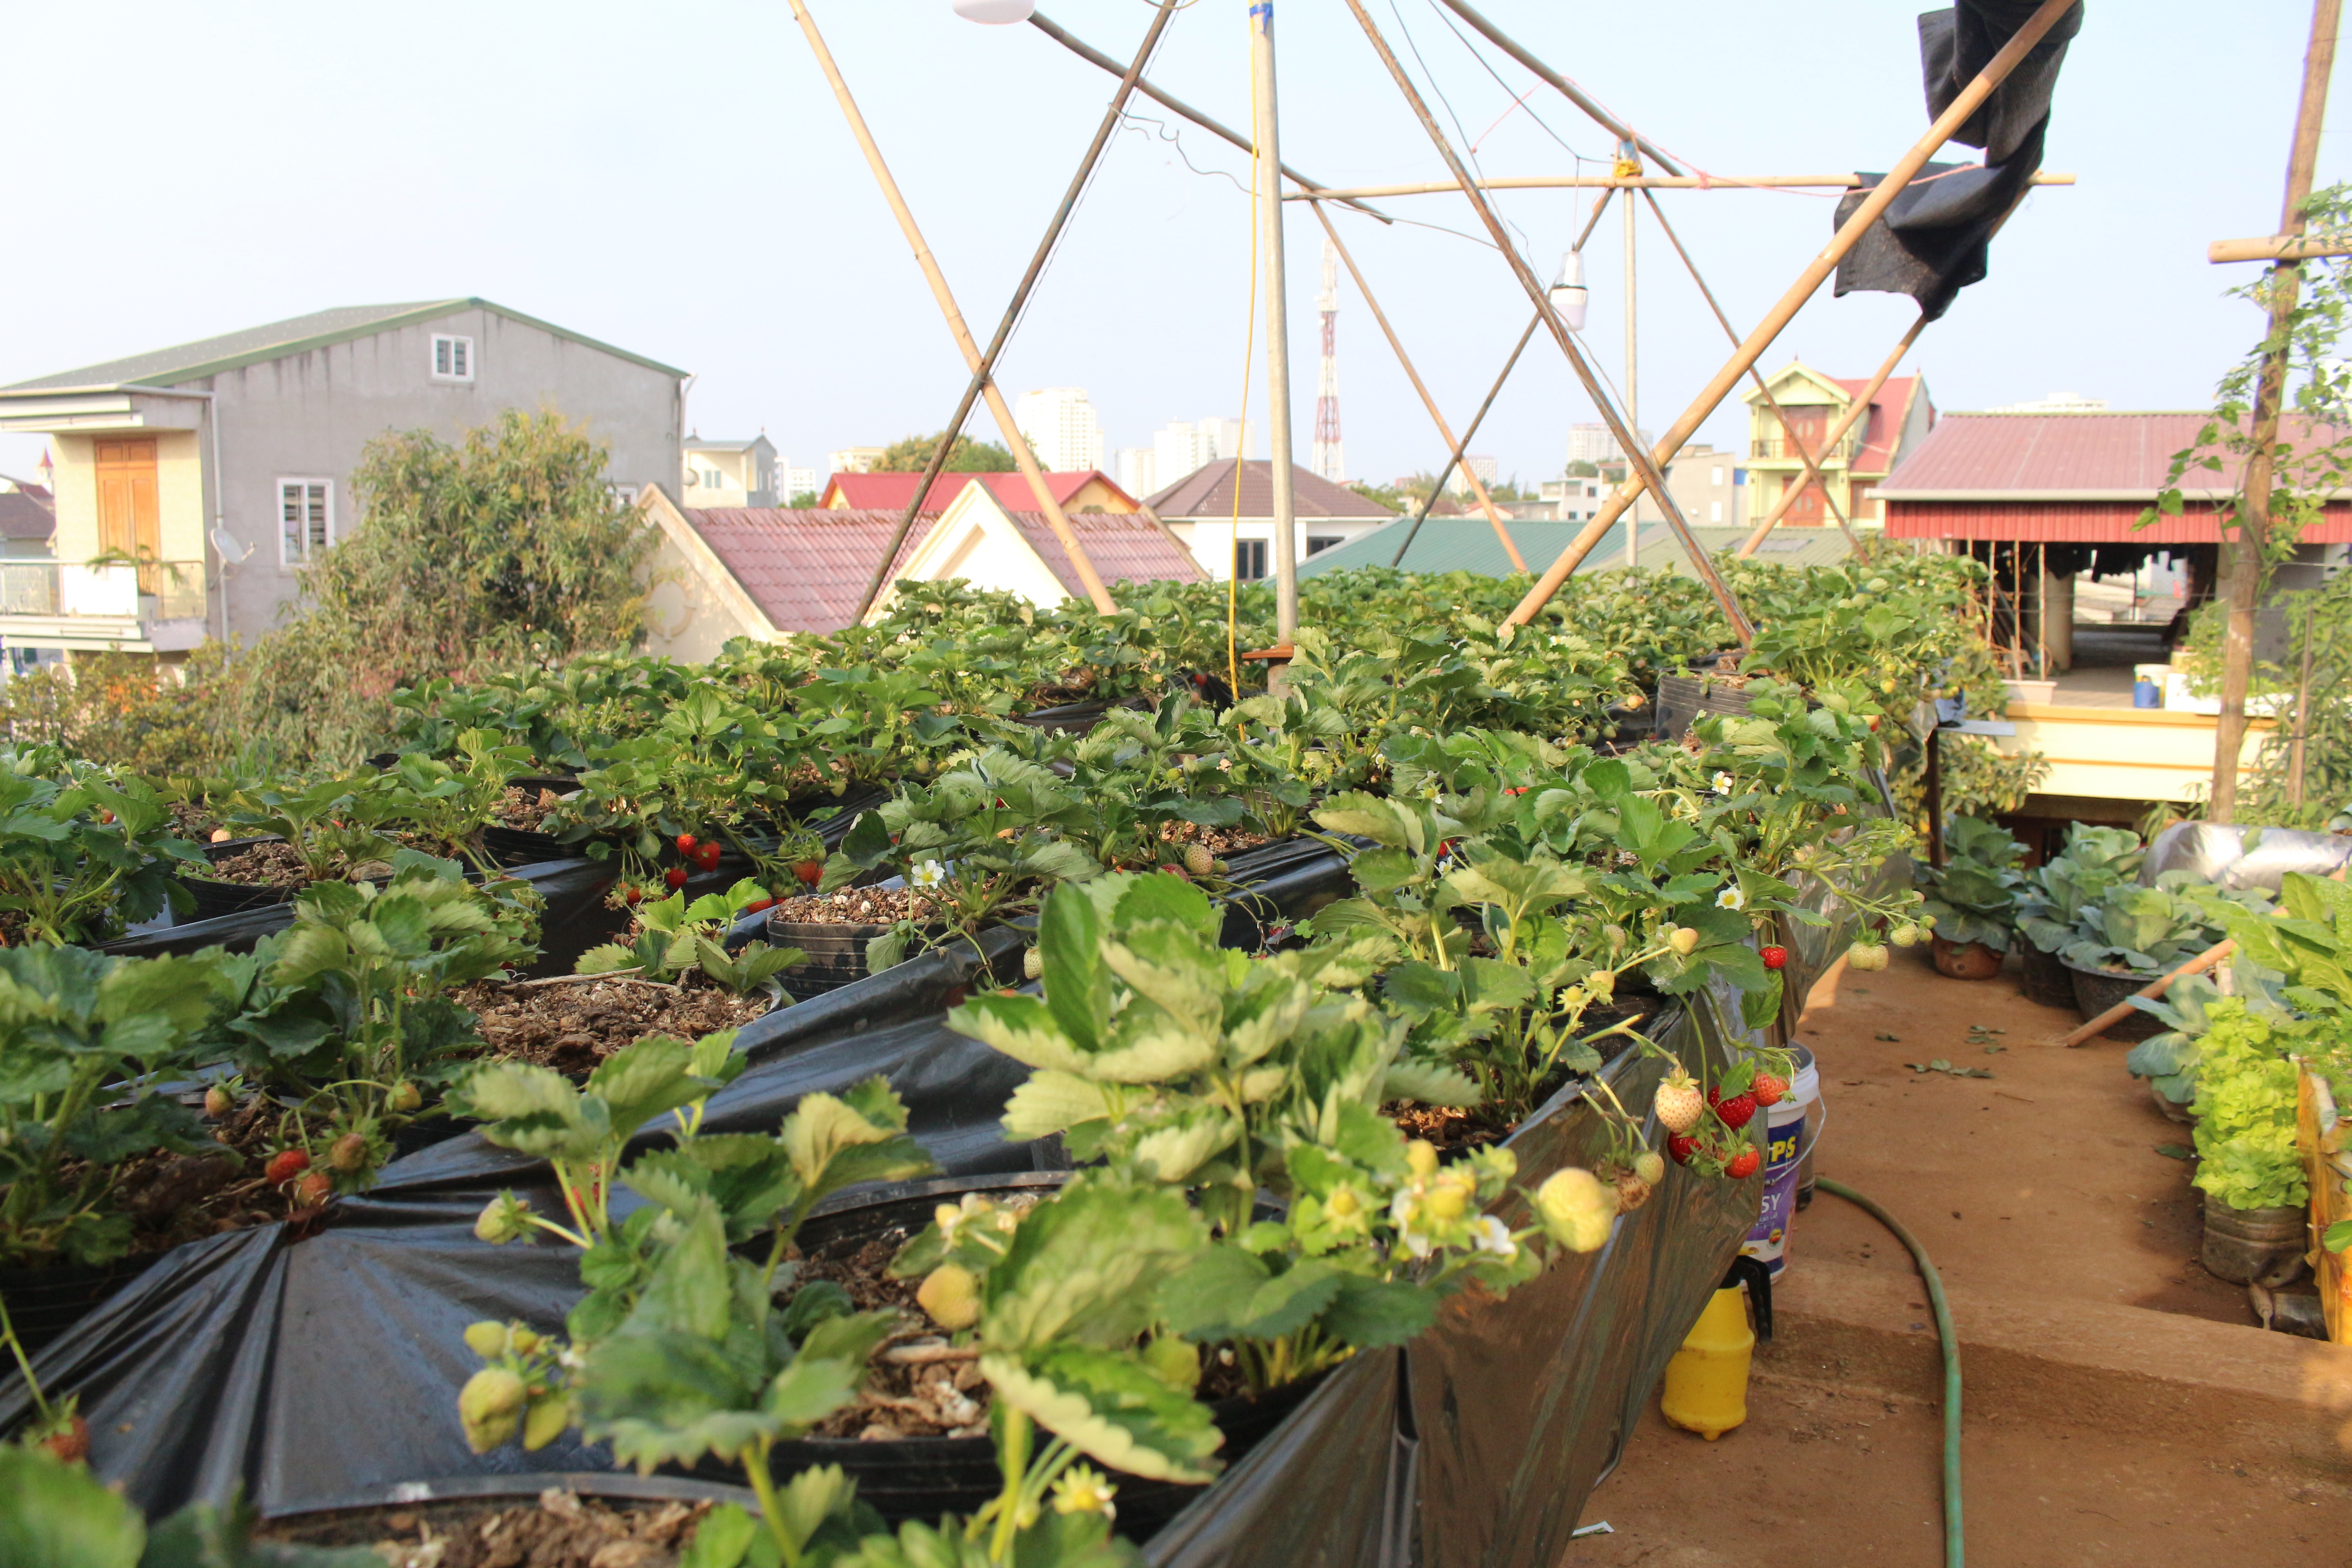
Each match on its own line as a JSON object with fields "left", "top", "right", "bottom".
{"left": 1740, "top": 361, "right": 1932, "bottom": 531}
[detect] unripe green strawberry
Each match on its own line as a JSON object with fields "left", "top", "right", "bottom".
{"left": 918, "top": 1264, "right": 981, "bottom": 1331}
{"left": 1653, "top": 1070, "right": 1705, "bottom": 1134}
{"left": 1667, "top": 926, "right": 1701, "bottom": 956}
{"left": 1847, "top": 941, "right": 1889, "bottom": 972}
{"left": 1404, "top": 1139, "right": 1440, "bottom": 1180}
{"left": 521, "top": 1391, "right": 571, "bottom": 1451}
{"left": 387, "top": 1080, "right": 423, "bottom": 1113}
{"left": 1889, "top": 923, "right": 1922, "bottom": 948}
{"left": 475, "top": 1193, "right": 532, "bottom": 1244}
{"left": 1183, "top": 844, "right": 1215, "bottom": 878}
{"left": 459, "top": 1366, "right": 527, "bottom": 1453}
{"left": 1534, "top": 1167, "right": 1616, "bottom": 1252}
{"left": 203, "top": 1084, "right": 234, "bottom": 1118}
{"left": 464, "top": 1320, "right": 512, "bottom": 1359}
{"left": 1023, "top": 946, "right": 1044, "bottom": 981}
{"left": 1632, "top": 1149, "right": 1666, "bottom": 1186}
{"left": 329, "top": 1132, "right": 368, "bottom": 1172}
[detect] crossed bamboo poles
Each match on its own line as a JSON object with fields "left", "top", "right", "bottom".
{"left": 798, "top": 0, "right": 2079, "bottom": 642}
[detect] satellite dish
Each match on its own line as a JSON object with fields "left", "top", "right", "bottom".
{"left": 210, "top": 528, "right": 251, "bottom": 565}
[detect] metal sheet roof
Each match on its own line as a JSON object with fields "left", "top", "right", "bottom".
{"left": 1295, "top": 518, "right": 1852, "bottom": 579}
{"left": 1146, "top": 459, "right": 1395, "bottom": 521}
{"left": 1874, "top": 410, "right": 2349, "bottom": 500}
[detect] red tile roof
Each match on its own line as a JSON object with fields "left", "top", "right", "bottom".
{"left": 1000, "top": 511, "right": 1204, "bottom": 595}
{"left": 821, "top": 470, "right": 1129, "bottom": 513}
{"left": 685, "top": 508, "right": 930, "bottom": 634}
{"left": 1145, "top": 459, "right": 1396, "bottom": 519}
{"left": 1878, "top": 412, "right": 2352, "bottom": 542}
{"left": 1828, "top": 375, "right": 1922, "bottom": 473}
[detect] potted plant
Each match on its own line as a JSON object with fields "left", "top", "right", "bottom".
{"left": 2016, "top": 823, "right": 2143, "bottom": 1009}
{"left": 1917, "top": 816, "right": 2027, "bottom": 980}
{"left": 2056, "top": 872, "right": 2264, "bottom": 1039}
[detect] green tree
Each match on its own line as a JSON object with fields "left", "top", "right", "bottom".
{"left": 875, "top": 431, "right": 1019, "bottom": 473}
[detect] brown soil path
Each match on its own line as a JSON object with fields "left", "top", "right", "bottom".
{"left": 1570, "top": 943, "right": 2352, "bottom": 1566}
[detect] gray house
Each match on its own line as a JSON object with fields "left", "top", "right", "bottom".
{"left": 0, "top": 300, "right": 685, "bottom": 653}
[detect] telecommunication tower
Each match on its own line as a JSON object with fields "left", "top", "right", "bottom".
{"left": 1312, "top": 238, "right": 1344, "bottom": 484}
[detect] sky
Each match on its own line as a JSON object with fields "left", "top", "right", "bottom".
{"left": 3, "top": 1, "right": 2348, "bottom": 496}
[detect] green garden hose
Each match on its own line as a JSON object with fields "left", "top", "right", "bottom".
{"left": 1815, "top": 1178, "right": 1964, "bottom": 1568}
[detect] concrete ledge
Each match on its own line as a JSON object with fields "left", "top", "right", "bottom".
{"left": 1762, "top": 1258, "right": 2352, "bottom": 1464}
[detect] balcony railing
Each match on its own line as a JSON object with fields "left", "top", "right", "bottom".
{"left": 0, "top": 559, "right": 207, "bottom": 627}
{"left": 1750, "top": 432, "right": 1858, "bottom": 464}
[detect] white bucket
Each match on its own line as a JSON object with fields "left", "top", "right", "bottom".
{"left": 1740, "top": 1044, "right": 1821, "bottom": 1278}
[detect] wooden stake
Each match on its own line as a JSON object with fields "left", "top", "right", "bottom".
{"left": 1639, "top": 189, "right": 1861, "bottom": 550}
{"left": 2213, "top": 0, "right": 2340, "bottom": 822}
{"left": 1305, "top": 199, "right": 1525, "bottom": 571}
{"left": 1502, "top": 0, "right": 2079, "bottom": 626}
{"left": 2210, "top": 233, "right": 2352, "bottom": 264}
{"left": 789, "top": 0, "right": 1117, "bottom": 617}
{"left": 1340, "top": 0, "right": 1755, "bottom": 644}
{"left": 1389, "top": 315, "right": 1540, "bottom": 568}
{"left": 853, "top": 1, "right": 1179, "bottom": 621}
{"left": 2061, "top": 941, "right": 2235, "bottom": 1048}
{"left": 1254, "top": 1, "right": 1299, "bottom": 645}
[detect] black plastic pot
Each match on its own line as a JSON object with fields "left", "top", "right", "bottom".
{"left": 478, "top": 776, "right": 584, "bottom": 868}
{"left": 767, "top": 916, "right": 894, "bottom": 1002}
{"left": 756, "top": 1173, "right": 1316, "bottom": 1543}
{"left": 2063, "top": 959, "right": 2166, "bottom": 1040}
{"left": 0, "top": 1252, "right": 158, "bottom": 1354}
{"left": 260, "top": 1472, "right": 757, "bottom": 1556}
{"left": 175, "top": 836, "right": 303, "bottom": 921}
{"left": 2019, "top": 941, "right": 2076, "bottom": 1010}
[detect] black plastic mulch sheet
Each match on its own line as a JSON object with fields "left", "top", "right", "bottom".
{"left": 1831, "top": 1, "right": 2083, "bottom": 321}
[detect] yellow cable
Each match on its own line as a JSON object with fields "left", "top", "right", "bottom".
{"left": 1228, "top": 3, "right": 1260, "bottom": 700}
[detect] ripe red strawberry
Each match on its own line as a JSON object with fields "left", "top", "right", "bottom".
{"left": 293, "top": 1170, "right": 334, "bottom": 1208}
{"left": 1725, "top": 1147, "right": 1762, "bottom": 1180}
{"left": 1158, "top": 863, "right": 1190, "bottom": 881}
{"left": 41, "top": 1414, "right": 88, "bottom": 1465}
{"left": 675, "top": 833, "right": 698, "bottom": 855}
{"left": 665, "top": 866, "right": 690, "bottom": 889}
{"left": 1714, "top": 1092, "right": 1758, "bottom": 1131}
{"left": 793, "top": 858, "right": 824, "bottom": 886}
{"left": 1760, "top": 945, "right": 1788, "bottom": 970}
{"left": 744, "top": 897, "right": 774, "bottom": 915}
{"left": 1751, "top": 1073, "right": 1789, "bottom": 1108}
{"left": 264, "top": 1148, "right": 310, "bottom": 1187}
{"left": 1666, "top": 1133, "right": 1699, "bottom": 1165}
{"left": 695, "top": 841, "right": 723, "bottom": 871}
{"left": 622, "top": 883, "right": 643, "bottom": 905}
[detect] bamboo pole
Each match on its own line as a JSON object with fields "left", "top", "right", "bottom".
{"left": 1283, "top": 172, "right": 2076, "bottom": 201}
{"left": 2213, "top": 0, "right": 2340, "bottom": 822}
{"left": 2061, "top": 941, "right": 2234, "bottom": 1048}
{"left": 1389, "top": 316, "right": 1541, "bottom": 568}
{"left": 1502, "top": 0, "right": 2079, "bottom": 627}
{"left": 1339, "top": 0, "right": 1755, "bottom": 644}
{"left": 2210, "top": 233, "right": 2352, "bottom": 264}
{"left": 1253, "top": 1, "right": 1298, "bottom": 645}
{"left": 1427, "top": 0, "right": 1683, "bottom": 174}
{"left": 1025, "top": 10, "right": 1392, "bottom": 225}
{"left": 853, "top": 1, "right": 1177, "bottom": 620}
{"left": 1623, "top": 147, "right": 1640, "bottom": 571}
{"left": 1305, "top": 199, "right": 1525, "bottom": 571}
{"left": 1735, "top": 316, "right": 1925, "bottom": 557}
{"left": 1641, "top": 189, "right": 1861, "bottom": 549}
{"left": 789, "top": 0, "right": 1117, "bottom": 617}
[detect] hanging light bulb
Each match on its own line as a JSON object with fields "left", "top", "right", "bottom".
{"left": 1549, "top": 250, "right": 1589, "bottom": 332}
{"left": 952, "top": 0, "right": 1035, "bottom": 21}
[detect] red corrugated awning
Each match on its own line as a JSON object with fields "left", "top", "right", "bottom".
{"left": 1884, "top": 499, "right": 2352, "bottom": 542}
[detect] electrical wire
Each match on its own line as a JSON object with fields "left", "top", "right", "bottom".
{"left": 1419, "top": 0, "right": 1593, "bottom": 162}
{"left": 1385, "top": 0, "right": 1529, "bottom": 255}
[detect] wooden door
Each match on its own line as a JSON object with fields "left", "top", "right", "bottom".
{"left": 94, "top": 438, "right": 160, "bottom": 561}
{"left": 1784, "top": 480, "right": 1826, "bottom": 525}
{"left": 1778, "top": 407, "right": 1827, "bottom": 458}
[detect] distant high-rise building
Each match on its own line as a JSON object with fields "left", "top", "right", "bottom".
{"left": 783, "top": 465, "right": 819, "bottom": 503}
{"left": 1013, "top": 387, "right": 1104, "bottom": 474}
{"left": 1564, "top": 421, "right": 1652, "bottom": 468}
{"left": 1444, "top": 454, "right": 1499, "bottom": 496}
{"left": 1148, "top": 417, "right": 1253, "bottom": 491}
{"left": 828, "top": 446, "right": 885, "bottom": 475}
{"left": 1114, "top": 447, "right": 1156, "bottom": 501}
{"left": 1988, "top": 391, "right": 2108, "bottom": 412}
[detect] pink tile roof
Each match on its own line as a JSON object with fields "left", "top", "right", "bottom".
{"left": 821, "top": 470, "right": 1130, "bottom": 513}
{"left": 685, "top": 508, "right": 929, "bottom": 634}
{"left": 1002, "top": 511, "right": 1205, "bottom": 593}
{"left": 1145, "top": 459, "right": 1396, "bottom": 520}
{"left": 1826, "top": 375, "right": 1921, "bottom": 473}
{"left": 1876, "top": 412, "right": 2351, "bottom": 498}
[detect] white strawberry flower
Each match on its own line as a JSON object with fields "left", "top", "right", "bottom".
{"left": 1470, "top": 1215, "right": 1517, "bottom": 1259}
{"left": 1715, "top": 884, "right": 1746, "bottom": 911}
{"left": 1711, "top": 770, "right": 1738, "bottom": 794}
{"left": 911, "top": 859, "right": 947, "bottom": 889}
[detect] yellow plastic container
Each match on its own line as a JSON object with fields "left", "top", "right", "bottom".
{"left": 1660, "top": 1283, "right": 1754, "bottom": 1441}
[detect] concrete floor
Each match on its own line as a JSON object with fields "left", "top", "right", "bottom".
{"left": 1572, "top": 943, "right": 2352, "bottom": 1567}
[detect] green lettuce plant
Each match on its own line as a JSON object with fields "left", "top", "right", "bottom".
{"left": 2188, "top": 999, "right": 2310, "bottom": 1211}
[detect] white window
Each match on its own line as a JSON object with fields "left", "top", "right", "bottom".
{"left": 1711, "top": 466, "right": 1725, "bottom": 486}
{"left": 431, "top": 334, "right": 474, "bottom": 382}
{"left": 279, "top": 479, "right": 333, "bottom": 564}
{"left": 1709, "top": 501, "right": 1723, "bottom": 522}
{"left": 703, "top": 467, "right": 726, "bottom": 490}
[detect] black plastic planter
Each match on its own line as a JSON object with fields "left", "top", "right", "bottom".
{"left": 0, "top": 1253, "right": 159, "bottom": 1355}
{"left": 2064, "top": 960, "right": 2166, "bottom": 1040}
{"left": 261, "top": 1472, "right": 757, "bottom": 1555}
{"left": 767, "top": 915, "right": 892, "bottom": 1002}
{"left": 2019, "top": 941, "right": 2076, "bottom": 1010}
{"left": 174, "top": 837, "right": 301, "bottom": 921}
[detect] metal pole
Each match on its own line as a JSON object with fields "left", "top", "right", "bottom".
{"left": 1253, "top": 1, "right": 1298, "bottom": 645}
{"left": 1390, "top": 314, "right": 1541, "bottom": 568}
{"left": 2290, "top": 594, "right": 2316, "bottom": 808}
{"left": 1306, "top": 199, "right": 1525, "bottom": 571}
{"left": 853, "top": 1, "right": 1178, "bottom": 621}
{"left": 1339, "top": 0, "right": 1754, "bottom": 643}
{"left": 789, "top": 0, "right": 1117, "bottom": 616}
{"left": 2214, "top": 0, "right": 2339, "bottom": 822}
{"left": 1026, "top": 10, "right": 1392, "bottom": 225}
{"left": 1623, "top": 146, "right": 1639, "bottom": 571}
{"left": 1502, "top": 0, "right": 2079, "bottom": 625}
{"left": 1641, "top": 189, "right": 1861, "bottom": 549}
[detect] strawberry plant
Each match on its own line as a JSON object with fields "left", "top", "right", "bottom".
{"left": 0, "top": 1441, "right": 375, "bottom": 1566}
{"left": 577, "top": 877, "right": 808, "bottom": 994}
{"left": 222, "top": 771, "right": 407, "bottom": 884}
{"left": 375, "top": 729, "right": 536, "bottom": 872}
{"left": 0, "top": 947, "right": 221, "bottom": 1267}
{"left": 0, "top": 755, "right": 202, "bottom": 944}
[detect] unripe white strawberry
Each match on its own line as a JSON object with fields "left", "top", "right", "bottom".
{"left": 1667, "top": 926, "right": 1701, "bottom": 956}
{"left": 918, "top": 1263, "right": 981, "bottom": 1330}
{"left": 1847, "top": 941, "right": 1889, "bottom": 972}
{"left": 1534, "top": 1167, "right": 1616, "bottom": 1252}
{"left": 459, "top": 1367, "right": 526, "bottom": 1454}
{"left": 1632, "top": 1149, "right": 1666, "bottom": 1186}
{"left": 1653, "top": 1070, "right": 1705, "bottom": 1134}
{"left": 1022, "top": 946, "right": 1044, "bottom": 981}
{"left": 1183, "top": 844, "right": 1215, "bottom": 878}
